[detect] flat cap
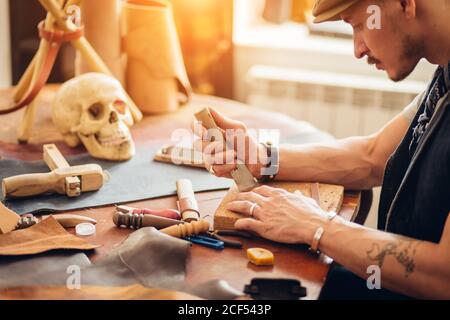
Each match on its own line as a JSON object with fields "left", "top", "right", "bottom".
{"left": 312, "top": 0, "right": 359, "bottom": 23}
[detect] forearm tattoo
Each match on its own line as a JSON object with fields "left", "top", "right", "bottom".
{"left": 366, "top": 240, "right": 419, "bottom": 277}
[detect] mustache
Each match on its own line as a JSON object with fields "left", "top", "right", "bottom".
{"left": 367, "top": 56, "right": 381, "bottom": 65}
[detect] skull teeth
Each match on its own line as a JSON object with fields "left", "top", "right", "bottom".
{"left": 97, "top": 132, "right": 131, "bottom": 146}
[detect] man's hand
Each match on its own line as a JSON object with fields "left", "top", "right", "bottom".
{"left": 192, "top": 107, "right": 267, "bottom": 179}
{"left": 227, "top": 185, "right": 328, "bottom": 244}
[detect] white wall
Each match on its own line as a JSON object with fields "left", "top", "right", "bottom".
{"left": 0, "top": 0, "right": 12, "bottom": 88}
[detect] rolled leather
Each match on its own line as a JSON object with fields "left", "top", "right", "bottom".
{"left": 122, "top": 0, "right": 191, "bottom": 114}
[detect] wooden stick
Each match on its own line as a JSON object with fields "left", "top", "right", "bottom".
{"left": 13, "top": 55, "right": 37, "bottom": 103}
{"left": 39, "top": 0, "right": 143, "bottom": 122}
{"left": 17, "top": 0, "right": 63, "bottom": 143}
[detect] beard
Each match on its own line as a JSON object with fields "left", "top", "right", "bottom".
{"left": 388, "top": 33, "right": 424, "bottom": 82}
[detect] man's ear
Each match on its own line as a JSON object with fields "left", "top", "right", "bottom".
{"left": 400, "top": 0, "right": 417, "bottom": 19}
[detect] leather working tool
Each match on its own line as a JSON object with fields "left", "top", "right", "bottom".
{"left": 206, "top": 231, "right": 243, "bottom": 248}
{"left": 159, "top": 219, "right": 210, "bottom": 238}
{"left": 115, "top": 205, "right": 181, "bottom": 220}
{"left": 2, "top": 144, "right": 104, "bottom": 199}
{"left": 113, "top": 211, "right": 184, "bottom": 230}
{"left": 194, "top": 108, "right": 258, "bottom": 192}
{"left": 176, "top": 179, "right": 200, "bottom": 222}
{"left": 185, "top": 230, "right": 245, "bottom": 250}
{"left": 184, "top": 235, "right": 225, "bottom": 250}
{"left": 16, "top": 214, "right": 97, "bottom": 229}
{"left": 216, "top": 229, "right": 254, "bottom": 239}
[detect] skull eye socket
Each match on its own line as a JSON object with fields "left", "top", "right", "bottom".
{"left": 113, "top": 100, "right": 127, "bottom": 115}
{"left": 88, "top": 102, "right": 105, "bottom": 119}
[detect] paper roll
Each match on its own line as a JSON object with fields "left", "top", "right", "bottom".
{"left": 122, "top": 0, "right": 191, "bottom": 114}
{"left": 75, "top": 0, "right": 124, "bottom": 84}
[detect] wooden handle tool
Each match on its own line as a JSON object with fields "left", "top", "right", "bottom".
{"left": 160, "top": 219, "right": 210, "bottom": 238}
{"left": 113, "top": 211, "right": 184, "bottom": 230}
{"left": 176, "top": 179, "right": 200, "bottom": 222}
{"left": 2, "top": 164, "right": 104, "bottom": 199}
{"left": 115, "top": 205, "right": 181, "bottom": 220}
{"left": 15, "top": 214, "right": 97, "bottom": 229}
{"left": 194, "top": 108, "right": 258, "bottom": 192}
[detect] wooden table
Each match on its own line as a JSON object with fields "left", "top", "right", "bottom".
{"left": 0, "top": 86, "right": 360, "bottom": 299}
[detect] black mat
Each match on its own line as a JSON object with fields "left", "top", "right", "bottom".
{"left": 0, "top": 146, "right": 233, "bottom": 215}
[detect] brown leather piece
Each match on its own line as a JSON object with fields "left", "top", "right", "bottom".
{"left": 0, "top": 216, "right": 99, "bottom": 255}
{"left": 0, "top": 252, "right": 91, "bottom": 289}
{"left": 0, "top": 284, "right": 200, "bottom": 300}
{"left": 0, "top": 227, "right": 242, "bottom": 299}
{"left": 0, "top": 22, "right": 84, "bottom": 115}
{"left": 38, "top": 21, "right": 85, "bottom": 43}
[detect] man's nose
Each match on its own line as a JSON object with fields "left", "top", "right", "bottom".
{"left": 353, "top": 33, "right": 369, "bottom": 59}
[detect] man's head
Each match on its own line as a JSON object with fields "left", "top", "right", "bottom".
{"left": 313, "top": 0, "right": 433, "bottom": 82}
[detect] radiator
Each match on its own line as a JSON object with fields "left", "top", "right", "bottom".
{"left": 246, "top": 65, "right": 427, "bottom": 138}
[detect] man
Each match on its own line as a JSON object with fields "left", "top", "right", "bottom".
{"left": 194, "top": 0, "right": 450, "bottom": 299}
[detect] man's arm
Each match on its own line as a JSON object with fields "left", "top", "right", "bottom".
{"left": 231, "top": 186, "right": 450, "bottom": 299}
{"left": 318, "top": 213, "right": 450, "bottom": 299}
{"left": 276, "top": 112, "right": 410, "bottom": 189}
{"left": 195, "top": 108, "right": 411, "bottom": 190}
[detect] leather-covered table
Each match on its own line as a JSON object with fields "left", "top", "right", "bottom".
{"left": 0, "top": 85, "right": 360, "bottom": 299}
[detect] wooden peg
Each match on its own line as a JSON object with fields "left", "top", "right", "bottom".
{"left": 160, "top": 219, "right": 210, "bottom": 238}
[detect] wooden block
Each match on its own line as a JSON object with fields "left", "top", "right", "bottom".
{"left": 43, "top": 144, "right": 71, "bottom": 169}
{"left": 0, "top": 202, "right": 20, "bottom": 234}
{"left": 154, "top": 145, "right": 205, "bottom": 168}
{"left": 213, "top": 182, "right": 344, "bottom": 230}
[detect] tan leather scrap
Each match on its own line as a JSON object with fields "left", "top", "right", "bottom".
{"left": 0, "top": 215, "right": 99, "bottom": 256}
{"left": 0, "top": 284, "right": 200, "bottom": 300}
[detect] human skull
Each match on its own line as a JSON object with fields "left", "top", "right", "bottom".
{"left": 52, "top": 73, "right": 135, "bottom": 161}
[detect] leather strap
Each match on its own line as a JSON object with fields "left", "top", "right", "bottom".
{"left": 0, "top": 21, "right": 84, "bottom": 115}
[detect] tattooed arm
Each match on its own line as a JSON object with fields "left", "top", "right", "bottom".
{"left": 319, "top": 214, "right": 450, "bottom": 299}
{"left": 230, "top": 186, "right": 450, "bottom": 299}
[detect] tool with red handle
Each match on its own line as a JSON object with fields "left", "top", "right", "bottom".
{"left": 115, "top": 205, "right": 181, "bottom": 220}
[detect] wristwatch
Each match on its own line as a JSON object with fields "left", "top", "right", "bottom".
{"left": 258, "top": 141, "right": 279, "bottom": 182}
